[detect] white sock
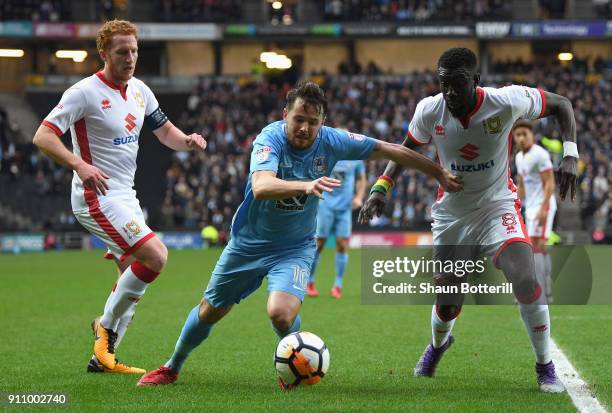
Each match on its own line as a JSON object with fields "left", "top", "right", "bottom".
{"left": 114, "top": 308, "right": 136, "bottom": 349}
{"left": 431, "top": 305, "right": 456, "bottom": 348}
{"left": 544, "top": 253, "right": 553, "bottom": 297}
{"left": 533, "top": 253, "right": 547, "bottom": 296}
{"left": 99, "top": 262, "right": 157, "bottom": 331}
{"left": 518, "top": 303, "right": 551, "bottom": 364}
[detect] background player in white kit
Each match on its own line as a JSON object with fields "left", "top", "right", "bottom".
{"left": 513, "top": 120, "right": 557, "bottom": 302}
{"left": 360, "top": 48, "right": 578, "bottom": 393}
{"left": 32, "top": 20, "right": 206, "bottom": 374}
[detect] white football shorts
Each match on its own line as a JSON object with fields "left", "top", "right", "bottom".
{"left": 431, "top": 199, "right": 530, "bottom": 268}
{"left": 73, "top": 195, "right": 154, "bottom": 261}
{"left": 524, "top": 204, "right": 556, "bottom": 240}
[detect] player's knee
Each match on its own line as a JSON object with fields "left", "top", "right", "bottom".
{"left": 268, "top": 307, "right": 294, "bottom": 332}
{"left": 336, "top": 238, "right": 348, "bottom": 252}
{"left": 514, "top": 280, "right": 543, "bottom": 304}
{"left": 436, "top": 304, "right": 462, "bottom": 322}
{"left": 147, "top": 243, "right": 168, "bottom": 273}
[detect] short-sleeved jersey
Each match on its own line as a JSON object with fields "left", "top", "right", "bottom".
{"left": 320, "top": 160, "right": 365, "bottom": 211}
{"left": 42, "top": 71, "right": 162, "bottom": 211}
{"left": 515, "top": 144, "right": 556, "bottom": 211}
{"left": 230, "top": 121, "right": 377, "bottom": 251}
{"left": 407, "top": 85, "right": 546, "bottom": 219}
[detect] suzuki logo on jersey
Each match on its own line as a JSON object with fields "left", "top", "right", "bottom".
{"left": 451, "top": 159, "right": 495, "bottom": 172}
{"left": 125, "top": 113, "right": 137, "bottom": 131}
{"left": 113, "top": 135, "right": 138, "bottom": 145}
{"left": 459, "top": 143, "right": 479, "bottom": 161}
{"left": 435, "top": 125, "right": 445, "bottom": 135}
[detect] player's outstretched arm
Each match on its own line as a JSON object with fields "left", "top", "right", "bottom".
{"left": 358, "top": 137, "right": 421, "bottom": 223}
{"left": 152, "top": 120, "right": 207, "bottom": 152}
{"left": 251, "top": 170, "right": 341, "bottom": 201}
{"left": 33, "top": 125, "right": 109, "bottom": 195}
{"left": 369, "top": 141, "right": 462, "bottom": 192}
{"left": 541, "top": 91, "right": 578, "bottom": 201}
{"left": 358, "top": 141, "right": 461, "bottom": 224}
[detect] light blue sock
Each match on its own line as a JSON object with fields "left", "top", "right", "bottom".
{"left": 272, "top": 314, "right": 301, "bottom": 339}
{"left": 335, "top": 252, "right": 348, "bottom": 288}
{"left": 309, "top": 250, "right": 321, "bottom": 283}
{"left": 164, "top": 305, "right": 213, "bottom": 373}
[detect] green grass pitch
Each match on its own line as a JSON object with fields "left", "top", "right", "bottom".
{"left": 1, "top": 247, "right": 610, "bottom": 412}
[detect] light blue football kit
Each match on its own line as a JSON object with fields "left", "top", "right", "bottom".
{"left": 163, "top": 121, "right": 377, "bottom": 373}
{"left": 316, "top": 160, "right": 365, "bottom": 239}
{"left": 204, "top": 121, "right": 376, "bottom": 307}
{"left": 310, "top": 160, "right": 365, "bottom": 289}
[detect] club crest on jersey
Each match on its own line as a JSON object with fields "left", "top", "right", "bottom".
{"left": 125, "top": 113, "right": 137, "bottom": 132}
{"left": 133, "top": 91, "right": 145, "bottom": 108}
{"left": 101, "top": 99, "right": 111, "bottom": 110}
{"left": 256, "top": 146, "right": 272, "bottom": 163}
{"left": 483, "top": 116, "right": 502, "bottom": 134}
{"left": 313, "top": 156, "right": 326, "bottom": 174}
{"left": 122, "top": 220, "right": 142, "bottom": 239}
{"left": 435, "top": 125, "right": 445, "bottom": 135}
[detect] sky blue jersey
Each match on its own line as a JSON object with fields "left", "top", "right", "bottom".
{"left": 230, "top": 121, "right": 377, "bottom": 251}
{"left": 320, "top": 160, "right": 365, "bottom": 211}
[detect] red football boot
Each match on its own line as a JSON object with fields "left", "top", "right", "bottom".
{"left": 137, "top": 366, "right": 178, "bottom": 387}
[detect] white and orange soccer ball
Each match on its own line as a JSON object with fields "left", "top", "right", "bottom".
{"left": 274, "top": 331, "right": 330, "bottom": 387}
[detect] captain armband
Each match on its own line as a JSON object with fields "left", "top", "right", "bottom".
{"left": 370, "top": 175, "right": 394, "bottom": 196}
{"left": 144, "top": 107, "right": 168, "bottom": 130}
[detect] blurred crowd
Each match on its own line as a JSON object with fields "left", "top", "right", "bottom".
{"left": 322, "top": 0, "right": 511, "bottom": 21}
{"left": 1, "top": 61, "right": 609, "bottom": 241}
{"left": 0, "top": 0, "right": 70, "bottom": 22}
{"left": 155, "top": 0, "right": 242, "bottom": 22}
{"left": 0, "top": 105, "right": 73, "bottom": 231}
{"left": 1, "top": 0, "right": 609, "bottom": 24}
{"left": 163, "top": 62, "right": 609, "bottom": 239}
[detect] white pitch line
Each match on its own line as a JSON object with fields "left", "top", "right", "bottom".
{"left": 550, "top": 338, "right": 608, "bottom": 413}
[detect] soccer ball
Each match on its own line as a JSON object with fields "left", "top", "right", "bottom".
{"left": 274, "top": 331, "right": 330, "bottom": 386}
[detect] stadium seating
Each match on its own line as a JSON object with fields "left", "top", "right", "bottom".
{"left": 1, "top": 63, "right": 609, "bottom": 240}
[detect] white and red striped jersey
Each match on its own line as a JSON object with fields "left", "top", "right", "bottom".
{"left": 42, "top": 71, "right": 160, "bottom": 211}
{"left": 407, "top": 85, "right": 546, "bottom": 219}
{"left": 515, "top": 144, "right": 556, "bottom": 211}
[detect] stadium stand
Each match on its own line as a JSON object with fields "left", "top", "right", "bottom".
{"left": 0, "top": 0, "right": 71, "bottom": 22}
{"left": 155, "top": 0, "right": 242, "bottom": 22}
{"left": 11, "top": 62, "right": 609, "bottom": 239}
{"left": 321, "top": 0, "right": 511, "bottom": 21}
{"left": 154, "top": 60, "right": 608, "bottom": 236}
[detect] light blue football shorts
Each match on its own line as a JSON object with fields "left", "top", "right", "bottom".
{"left": 316, "top": 207, "right": 352, "bottom": 239}
{"left": 204, "top": 243, "right": 316, "bottom": 308}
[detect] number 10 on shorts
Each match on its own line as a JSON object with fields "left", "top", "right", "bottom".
{"left": 292, "top": 265, "right": 308, "bottom": 290}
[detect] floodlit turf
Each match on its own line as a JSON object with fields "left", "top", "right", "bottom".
{"left": 1, "top": 248, "right": 610, "bottom": 412}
